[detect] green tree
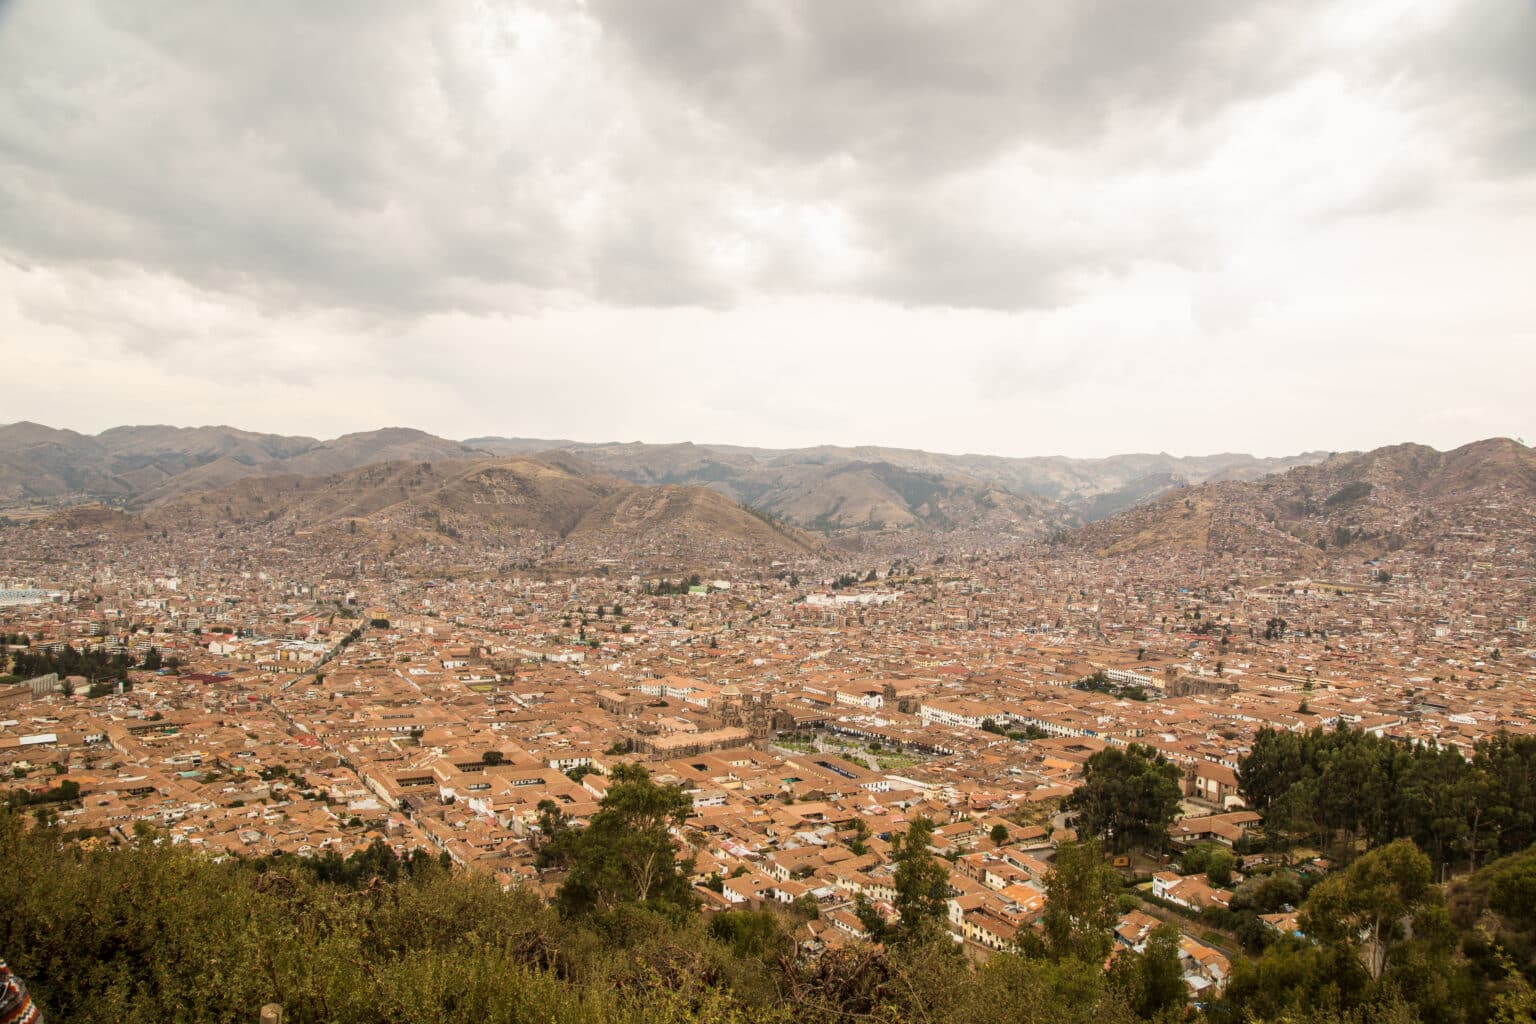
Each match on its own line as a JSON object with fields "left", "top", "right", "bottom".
{"left": 1301, "top": 838, "right": 1440, "bottom": 980}
{"left": 1220, "top": 939, "right": 1374, "bottom": 1022}
{"left": 890, "top": 817, "right": 951, "bottom": 944}
{"left": 854, "top": 892, "right": 888, "bottom": 942}
{"left": 1067, "top": 744, "right": 1183, "bottom": 854}
{"left": 1111, "top": 924, "right": 1186, "bottom": 1020}
{"left": 990, "top": 823, "right": 1010, "bottom": 847}
{"left": 848, "top": 816, "right": 870, "bottom": 856}
{"left": 1242, "top": 726, "right": 1536, "bottom": 870}
{"left": 1230, "top": 869, "right": 1303, "bottom": 914}
{"left": 553, "top": 763, "right": 696, "bottom": 921}
{"left": 1475, "top": 733, "right": 1536, "bottom": 859}
{"left": 1490, "top": 955, "right": 1536, "bottom": 1024}
{"left": 707, "top": 910, "right": 788, "bottom": 961}
{"left": 1043, "top": 839, "right": 1121, "bottom": 964}
{"left": 958, "top": 952, "right": 1140, "bottom": 1024}
{"left": 1206, "top": 847, "right": 1235, "bottom": 888}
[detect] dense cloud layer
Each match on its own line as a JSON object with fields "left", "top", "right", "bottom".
{"left": 0, "top": 0, "right": 1532, "bottom": 454}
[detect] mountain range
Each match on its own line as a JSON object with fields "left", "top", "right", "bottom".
{"left": 468, "top": 437, "right": 1333, "bottom": 524}
{"left": 1069, "top": 437, "right": 1536, "bottom": 561}
{"left": 145, "top": 456, "right": 824, "bottom": 566}
{"left": 0, "top": 421, "right": 1329, "bottom": 534}
{"left": 0, "top": 422, "right": 482, "bottom": 506}
{"left": 2, "top": 421, "right": 1529, "bottom": 570}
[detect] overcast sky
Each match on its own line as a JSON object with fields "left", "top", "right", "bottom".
{"left": 2, "top": 0, "right": 1533, "bottom": 458}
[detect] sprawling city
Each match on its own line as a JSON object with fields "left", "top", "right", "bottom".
{"left": 3, "top": 1, "right": 1534, "bottom": 1022}
{"left": 2, "top": 427, "right": 1534, "bottom": 1022}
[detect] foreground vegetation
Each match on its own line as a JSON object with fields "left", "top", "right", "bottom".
{"left": 1, "top": 809, "right": 1150, "bottom": 1024}
{"left": 1241, "top": 727, "right": 1536, "bottom": 869}
{"left": 4, "top": 805, "right": 1536, "bottom": 1024}
{"left": 7, "top": 741, "right": 1536, "bottom": 1023}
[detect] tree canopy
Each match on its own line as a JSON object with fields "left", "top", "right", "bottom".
{"left": 1066, "top": 744, "right": 1183, "bottom": 854}
{"left": 853, "top": 817, "right": 953, "bottom": 947}
{"left": 551, "top": 762, "right": 697, "bottom": 921}
{"left": 890, "top": 817, "right": 952, "bottom": 943}
{"left": 10, "top": 643, "right": 137, "bottom": 683}
{"left": 7, "top": 801, "right": 1536, "bottom": 1024}
{"left": 1239, "top": 725, "right": 1536, "bottom": 868}
{"left": 1042, "top": 839, "right": 1121, "bottom": 964}
{"left": 1110, "top": 924, "right": 1186, "bottom": 1020}
{"left": 1300, "top": 839, "right": 1445, "bottom": 981}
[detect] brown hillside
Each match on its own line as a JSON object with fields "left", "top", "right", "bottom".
{"left": 146, "top": 457, "right": 822, "bottom": 566}
{"left": 1070, "top": 438, "right": 1536, "bottom": 561}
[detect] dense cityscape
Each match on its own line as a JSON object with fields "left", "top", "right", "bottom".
{"left": 4, "top": 0, "right": 1533, "bottom": 1020}
{"left": 3, "top": 428, "right": 1534, "bottom": 1021}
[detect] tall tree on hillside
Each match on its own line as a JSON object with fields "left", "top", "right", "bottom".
{"left": 1242, "top": 726, "right": 1536, "bottom": 868}
{"left": 1477, "top": 733, "right": 1536, "bottom": 857}
{"left": 891, "top": 817, "right": 951, "bottom": 943}
{"left": 553, "top": 763, "right": 696, "bottom": 920}
{"left": 1111, "top": 923, "right": 1187, "bottom": 1020}
{"left": 1067, "top": 744, "right": 1183, "bottom": 854}
{"left": 1042, "top": 839, "right": 1121, "bottom": 964}
{"left": 1301, "top": 839, "right": 1443, "bottom": 980}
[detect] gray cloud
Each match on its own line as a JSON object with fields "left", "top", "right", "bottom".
{"left": 0, "top": 0, "right": 1532, "bottom": 330}
{"left": 588, "top": 1, "right": 1327, "bottom": 171}
{"left": 1408, "top": 1, "right": 1536, "bottom": 174}
{"left": 0, "top": 1, "right": 579, "bottom": 314}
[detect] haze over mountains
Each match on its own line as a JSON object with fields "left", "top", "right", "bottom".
{"left": 0, "top": 421, "right": 1329, "bottom": 534}
{"left": 1072, "top": 437, "right": 1536, "bottom": 562}
{"left": 470, "top": 438, "right": 1332, "bottom": 528}
{"left": 147, "top": 457, "right": 825, "bottom": 566}
{"left": 6, "top": 421, "right": 1531, "bottom": 569}
{"left": 0, "top": 422, "right": 483, "bottom": 506}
